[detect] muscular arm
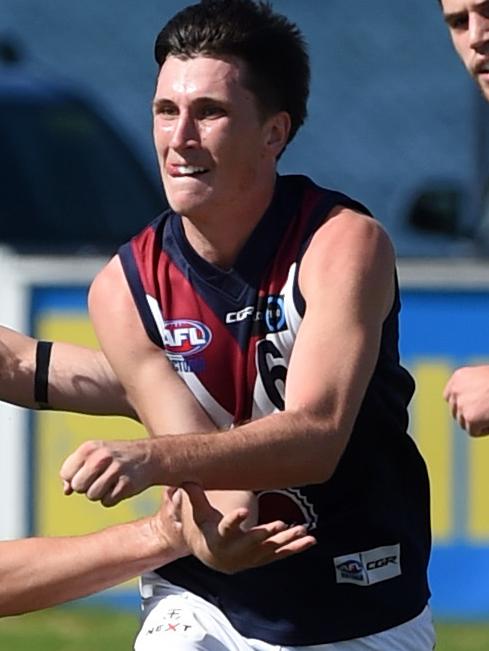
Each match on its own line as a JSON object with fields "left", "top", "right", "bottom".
{"left": 0, "top": 326, "right": 134, "bottom": 417}
{"left": 61, "top": 209, "right": 394, "bottom": 495}
{"left": 444, "top": 365, "right": 489, "bottom": 436}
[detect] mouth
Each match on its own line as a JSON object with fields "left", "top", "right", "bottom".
{"left": 167, "top": 164, "right": 209, "bottom": 178}
{"left": 473, "top": 60, "right": 489, "bottom": 77}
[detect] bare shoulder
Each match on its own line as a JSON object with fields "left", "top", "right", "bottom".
{"left": 88, "top": 255, "right": 130, "bottom": 316}
{"left": 87, "top": 255, "right": 143, "bottom": 353}
{"left": 301, "top": 207, "right": 394, "bottom": 281}
{"left": 300, "top": 206, "right": 395, "bottom": 318}
{"left": 308, "top": 206, "right": 394, "bottom": 265}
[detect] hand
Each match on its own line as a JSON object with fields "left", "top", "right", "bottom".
{"left": 60, "top": 439, "right": 153, "bottom": 506}
{"left": 179, "top": 483, "right": 316, "bottom": 574}
{"left": 444, "top": 365, "right": 489, "bottom": 437}
{"left": 149, "top": 488, "right": 190, "bottom": 562}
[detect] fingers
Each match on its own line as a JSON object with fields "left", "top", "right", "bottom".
{"left": 59, "top": 440, "right": 129, "bottom": 507}
{"left": 165, "top": 486, "right": 184, "bottom": 525}
{"left": 443, "top": 367, "right": 489, "bottom": 436}
{"left": 443, "top": 376, "right": 453, "bottom": 403}
{"left": 60, "top": 440, "right": 108, "bottom": 492}
{"left": 217, "top": 508, "right": 252, "bottom": 537}
{"left": 270, "top": 532, "right": 317, "bottom": 559}
{"left": 98, "top": 475, "right": 131, "bottom": 507}
{"left": 223, "top": 517, "right": 312, "bottom": 550}
{"left": 236, "top": 524, "right": 317, "bottom": 570}
{"left": 63, "top": 479, "right": 73, "bottom": 495}
{"left": 181, "top": 482, "right": 221, "bottom": 526}
{"left": 258, "top": 523, "right": 312, "bottom": 547}
{"left": 166, "top": 485, "right": 180, "bottom": 506}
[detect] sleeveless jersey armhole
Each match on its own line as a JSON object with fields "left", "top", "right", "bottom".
{"left": 118, "top": 241, "right": 163, "bottom": 348}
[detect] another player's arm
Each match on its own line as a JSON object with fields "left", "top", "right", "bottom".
{"left": 0, "top": 325, "right": 134, "bottom": 417}
{"left": 1, "top": 484, "right": 312, "bottom": 617}
{"left": 0, "top": 492, "right": 185, "bottom": 617}
{"left": 61, "top": 208, "right": 394, "bottom": 495}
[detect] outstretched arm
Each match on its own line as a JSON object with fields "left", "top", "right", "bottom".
{"left": 0, "top": 490, "right": 184, "bottom": 617}
{"left": 0, "top": 485, "right": 314, "bottom": 617}
{"left": 0, "top": 325, "right": 134, "bottom": 417}
{"left": 444, "top": 365, "right": 489, "bottom": 437}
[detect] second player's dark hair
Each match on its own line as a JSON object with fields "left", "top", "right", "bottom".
{"left": 154, "top": 0, "right": 310, "bottom": 145}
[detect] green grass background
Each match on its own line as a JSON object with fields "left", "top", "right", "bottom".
{"left": 1, "top": 607, "right": 489, "bottom": 650}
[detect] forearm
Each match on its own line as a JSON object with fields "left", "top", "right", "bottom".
{"left": 0, "top": 326, "right": 134, "bottom": 417}
{"left": 0, "top": 326, "right": 37, "bottom": 408}
{"left": 0, "top": 517, "right": 180, "bottom": 617}
{"left": 49, "top": 342, "right": 135, "bottom": 417}
{"left": 147, "top": 409, "right": 339, "bottom": 491}
{"left": 129, "top": 370, "right": 257, "bottom": 520}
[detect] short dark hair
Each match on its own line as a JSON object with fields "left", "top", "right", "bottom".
{"left": 154, "top": 0, "right": 310, "bottom": 146}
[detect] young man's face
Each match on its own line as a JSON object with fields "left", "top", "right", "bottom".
{"left": 152, "top": 55, "right": 285, "bottom": 220}
{"left": 441, "top": 0, "right": 489, "bottom": 100}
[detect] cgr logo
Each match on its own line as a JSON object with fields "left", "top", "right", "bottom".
{"left": 226, "top": 306, "right": 256, "bottom": 323}
{"left": 366, "top": 556, "right": 397, "bottom": 570}
{"left": 334, "top": 544, "right": 401, "bottom": 586}
{"left": 163, "top": 320, "right": 212, "bottom": 357}
{"left": 225, "top": 294, "right": 286, "bottom": 333}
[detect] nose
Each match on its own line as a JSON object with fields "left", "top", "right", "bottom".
{"left": 469, "top": 12, "right": 489, "bottom": 50}
{"left": 169, "top": 111, "right": 199, "bottom": 150}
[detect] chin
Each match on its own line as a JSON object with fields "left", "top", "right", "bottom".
{"left": 167, "top": 195, "right": 212, "bottom": 218}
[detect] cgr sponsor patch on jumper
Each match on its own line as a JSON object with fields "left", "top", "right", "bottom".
{"left": 334, "top": 544, "right": 401, "bottom": 586}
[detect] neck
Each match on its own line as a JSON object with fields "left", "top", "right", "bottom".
{"left": 181, "top": 178, "right": 277, "bottom": 269}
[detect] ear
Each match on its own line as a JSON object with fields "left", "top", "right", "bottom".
{"left": 264, "top": 111, "right": 291, "bottom": 159}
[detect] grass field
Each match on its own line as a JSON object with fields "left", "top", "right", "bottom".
{"left": 1, "top": 607, "right": 489, "bottom": 650}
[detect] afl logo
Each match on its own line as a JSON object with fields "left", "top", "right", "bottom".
{"left": 163, "top": 320, "right": 212, "bottom": 357}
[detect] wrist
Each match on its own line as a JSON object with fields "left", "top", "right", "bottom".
{"left": 146, "top": 437, "right": 169, "bottom": 487}
{"left": 148, "top": 510, "right": 189, "bottom": 564}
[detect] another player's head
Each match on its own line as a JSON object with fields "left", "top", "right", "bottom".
{"left": 439, "top": 0, "right": 489, "bottom": 100}
{"left": 151, "top": 0, "right": 310, "bottom": 219}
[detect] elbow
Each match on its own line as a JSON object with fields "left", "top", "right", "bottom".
{"left": 303, "top": 419, "right": 352, "bottom": 485}
{"left": 307, "top": 459, "right": 337, "bottom": 485}
{"left": 0, "top": 599, "right": 27, "bottom": 618}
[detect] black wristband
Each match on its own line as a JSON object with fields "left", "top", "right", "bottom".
{"left": 34, "top": 340, "right": 53, "bottom": 409}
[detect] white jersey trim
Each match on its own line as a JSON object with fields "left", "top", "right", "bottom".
{"left": 146, "top": 294, "right": 234, "bottom": 429}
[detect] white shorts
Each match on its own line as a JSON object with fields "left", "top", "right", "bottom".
{"left": 134, "top": 573, "right": 435, "bottom": 651}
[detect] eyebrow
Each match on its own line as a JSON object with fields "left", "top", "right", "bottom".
{"left": 443, "top": 9, "right": 465, "bottom": 22}
{"left": 444, "top": 0, "right": 489, "bottom": 21}
{"left": 152, "top": 98, "right": 173, "bottom": 111}
{"left": 152, "top": 96, "right": 230, "bottom": 111}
